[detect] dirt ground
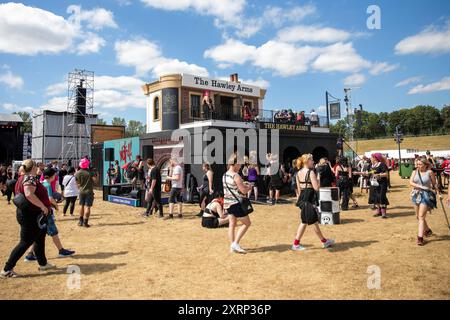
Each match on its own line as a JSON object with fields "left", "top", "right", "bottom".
{"left": 0, "top": 174, "right": 449, "bottom": 300}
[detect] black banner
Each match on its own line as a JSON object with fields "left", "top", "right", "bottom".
{"left": 162, "top": 88, "right": 179, "bottom": 130}
{"left": 259, "top": 122, "right": 310, "bottom": 132}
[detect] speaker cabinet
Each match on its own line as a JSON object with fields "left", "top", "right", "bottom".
{"left": 130, "top": 189, "right": 140, "bottom": 199}
{"left": 142, "top": 145, "right": 154, "bottom": 160}
{"left": 105, "top": 148, "right": 114, "bottom": 162}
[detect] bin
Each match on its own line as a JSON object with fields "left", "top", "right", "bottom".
{"left": 399, "top": 163, "right": 413, "bottom": 179}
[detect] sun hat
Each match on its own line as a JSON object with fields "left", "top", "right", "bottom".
{"left": 79, "top": 158, "right": 90, "bottom": 169}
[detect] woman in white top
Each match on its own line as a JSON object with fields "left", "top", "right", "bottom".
{"left": 223, "top": 153, "right": 252, "bottom": 254}
{"left": 62, "top": 167, "right": 79, "bottom": 216}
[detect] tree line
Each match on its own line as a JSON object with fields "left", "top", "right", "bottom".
{"left": 330, "top": 105, "right": 450, "bottom": 139}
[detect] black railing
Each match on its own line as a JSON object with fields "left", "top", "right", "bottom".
{"left": 182, "top": 105, "right": 329, "bottom": 128}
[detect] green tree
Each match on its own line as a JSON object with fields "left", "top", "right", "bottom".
{"left": 441, "top": 105, "right": 450, "bottom": 132}
{"left": 125, "top": 120, "right": 146, "bottom": 137}
{"left": 13, "top": 111, "right": 32, "bottom": 133}
{"left": 111, "top": 117, "right": 126, "bottom": 127}
{"left": 96, "top": 119, "right": 107, "bottom": 125}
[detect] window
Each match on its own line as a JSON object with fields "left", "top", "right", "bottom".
{"left": 190, "top": 94, "right": 201, "bottom": 118}
{"left": 153, "top": 97, "right": 160, "bottom": 121}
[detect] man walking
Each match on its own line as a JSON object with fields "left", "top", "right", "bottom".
{"left": 75, "top": 158, "right": 97, "bottom": 228}
{"left": 165, "top": 159, "right": 184, "bottom": 219}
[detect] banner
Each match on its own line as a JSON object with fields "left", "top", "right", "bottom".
{"left": 259, "top": 122, "right": 310, "bottom": 132}
{"left": 329, "top": 102, "right": 341, "bottom": 120}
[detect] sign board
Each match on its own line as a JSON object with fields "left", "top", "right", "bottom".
{"left": 259, "top": 122, "right": 310, "bottom": 132}
{"left": 181, "top": 74, "right": 261, "bottom": 98}
{"left": 108, "top": 195, "right": 140, "bottom": 207}
{"left": 329, "top": 102, "right": 341, "bottom": 120}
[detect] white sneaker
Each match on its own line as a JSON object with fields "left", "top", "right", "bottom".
{"left": 38, "top": 263, "right": 56, "bottom": 271}
{"left": 322, "top": 239, "right": 335, "bottom": 248}
{"left": 0, "top": 269, "right": 19, "bottom": 278}
{"left": 230, "top": 242, "right": 247, "bottom": 254}
{"left": 291, "top": 244, "right": 306, "bottom": 251}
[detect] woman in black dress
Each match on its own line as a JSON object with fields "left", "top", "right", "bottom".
{"left": 291, "top": 154, "right": 334, "bottom": 251}
{"left": 335, "top": 157, "right": 352, "bottom": 210}
{"left": 368, "top": 153, "right": 389, "bottom": 218}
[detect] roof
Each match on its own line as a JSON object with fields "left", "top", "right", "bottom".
{"left": 0, "top": 113, "right": 23, "bottom": 123}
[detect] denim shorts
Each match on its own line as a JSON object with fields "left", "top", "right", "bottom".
{"left": 411, "top": 190, "right": 436, "bottom": 209}
{"left": 46, "top": 213, "right": 58, "bottom": 237}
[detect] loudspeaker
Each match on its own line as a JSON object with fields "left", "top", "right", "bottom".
{"left": 320, "top": 201, "right": 333, "bottom": 213}
{"left": 105, "top": 148, "right": 114, "bottom": 162}
{"left": 142, "top": 145, "right": 153, "bottom": 160}
{"left": 76, "top": 86, "right": 86, "bottom": 124}
{"left": 130, "top": 189, "right": 140, "bottom": 199}
{"left": 110, "top": 187, "right": 120, "bottom": 196}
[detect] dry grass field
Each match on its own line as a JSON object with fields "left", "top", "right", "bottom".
{"left": 0, "top": 173, "right": 449, "bottom": 300}
{"left": 351, "top": 135, "right": 450, "bottom": 154}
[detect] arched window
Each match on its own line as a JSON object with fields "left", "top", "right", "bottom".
{"left": 153, "top": 97, "right": 160, "bottom": 121}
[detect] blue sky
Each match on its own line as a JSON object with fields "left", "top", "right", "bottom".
{"left": 0, "top": 0, "right": 449, "bottom": 123}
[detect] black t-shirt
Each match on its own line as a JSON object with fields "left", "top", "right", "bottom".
{"left": 150, "top": 167, "right": 162, "bottom": 193}
{"left": 59, "top": 169, "right": 68, "bottom": 184}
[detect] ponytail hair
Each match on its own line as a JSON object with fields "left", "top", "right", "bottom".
{"left": 296, "top": 154, "right": 313, "bottom": 170}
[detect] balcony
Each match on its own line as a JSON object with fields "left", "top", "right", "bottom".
{"left": 181, "top": 105, "right": 329, "bottom": 128}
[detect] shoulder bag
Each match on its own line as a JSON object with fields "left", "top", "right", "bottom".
{"left": 224, "top": 173, "right": 254, "bottom": 215}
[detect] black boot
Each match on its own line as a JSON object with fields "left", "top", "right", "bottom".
{"left": 83, "top": 219, "right": 90, "bottom": 228}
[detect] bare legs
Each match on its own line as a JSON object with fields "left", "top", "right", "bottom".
{"left": 228, "top": 215, "right": 251, "bottom": 246}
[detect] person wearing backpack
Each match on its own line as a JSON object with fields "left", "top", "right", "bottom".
{"left": 410, "top": 156, "right": 441, "bottom": 246}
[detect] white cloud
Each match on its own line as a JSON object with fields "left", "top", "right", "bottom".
{"left": 0, "top": 3, "right": 115, "bottom": 56}
{"left": 317, "top": 105, "right": 327, "bottom": 114}
{"left": 77, "top": 32, "right": 106, "bottom": 55}
{"left": 395, "top": 76, "right": 422, "bottom": 87}
{"left": 253, "top": 41, "right": 320, "bottom": 76}
{"left": 408, "top": 77, "right": 450, "bottom": 94}
{"left": 67, "top": 5, "right": 118, "bottom": 30}
{"left": 312, "top": 42, "right": 371, "bottom": 73}
{"left": 0, "top": 3, "right": 76, "bottom": 55}
{"left": 115, "top": 38, "right": 209, "bottom": 77}
{"left": 45, "top": 75, "right": 147, "bottom": 111}
{"left": 277, "top": 25, "right": 350, "bottom": 43}
{"left": 205, "top": 39, "right": 372, "bottom": 77}
{"left": 2, "top": 103, "right": 34, "bottom": 112}
{"left": 395, "top": 21, "right": 450, "bottom": 55}
{"left": 343, "top": 73, "right": 366, "bottom": 87}
{"left": 140, "top": 0, "right": 246, "bottom": 25}
{"left": 235, "top": 5, "right": 317, "bottom": 38}
{"left": 0, "top": 70, "right": 24, "bottom": 89}
{"left": 369, "top": 62, "right": 399, "bottom": 75}
{"left": 204, "top": 39, "right": 256, "bottom": 65}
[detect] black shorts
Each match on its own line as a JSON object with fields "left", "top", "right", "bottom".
{"left": 79, "top": 192, "right": 94, "bottom": 207}
{"left": 201, "top": 216, "right": 219, "bottom": 229}
{"left": 227, "top": 203, "right": 248, "bottom": 218}
{"left": 169, "top": 188, "right": 183, "bottom": 203}
{"left": 269, "top": 179, "right": 283, "bottom": 190}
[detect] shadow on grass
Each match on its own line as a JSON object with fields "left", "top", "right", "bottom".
{"left": 328, "top": 240, "right": 378, "bottom": 252}
{"left": 71, "top": 251, "right": 128, "bottom": 260}
{"left": 427, "top": 235, "right": 450, "bottom": 243}
{"left": 387, "top": 211, "right": 416, "bottom": 218}
{"left": 246, "top": 244, "right": 312, "bottom": 253}
{"left": 22, "top": 262, "right": 127, "bottom": 278}
{"left": 340, "top": 218, "right": 365, "bottom": 224}
{"left": 97, "top": 221, "right": 146, "bottom": 227}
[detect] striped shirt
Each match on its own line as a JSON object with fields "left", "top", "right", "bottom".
{"left": 223, "top": 171, "right": 242, "bottom": 208}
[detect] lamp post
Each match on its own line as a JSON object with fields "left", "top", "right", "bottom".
{"left": 394, "top": 125, "right": 404, "bottom": 176}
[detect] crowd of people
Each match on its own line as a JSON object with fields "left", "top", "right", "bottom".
{"left": 1, "top": 148, "right": 449, "bottom": 278}
{"left": 273, "top": 109, "right": 320, "bottom": 127}
{"left": 0, "top": 157, "right": 97, "bottom": 278}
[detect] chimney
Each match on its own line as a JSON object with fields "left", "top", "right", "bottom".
{"left": 230, "top": 73, "right": 239, "bottom": 83}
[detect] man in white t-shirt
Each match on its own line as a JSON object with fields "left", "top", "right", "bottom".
{"left": 310, "top": 109, "right": 319, "bottom": 127}
{"left": 165, "top": 159, "right": 184, "bottom": 219}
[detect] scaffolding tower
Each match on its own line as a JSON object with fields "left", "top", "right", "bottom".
{"left": 61, "top": 69, "right": 95, "bottom": 165}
